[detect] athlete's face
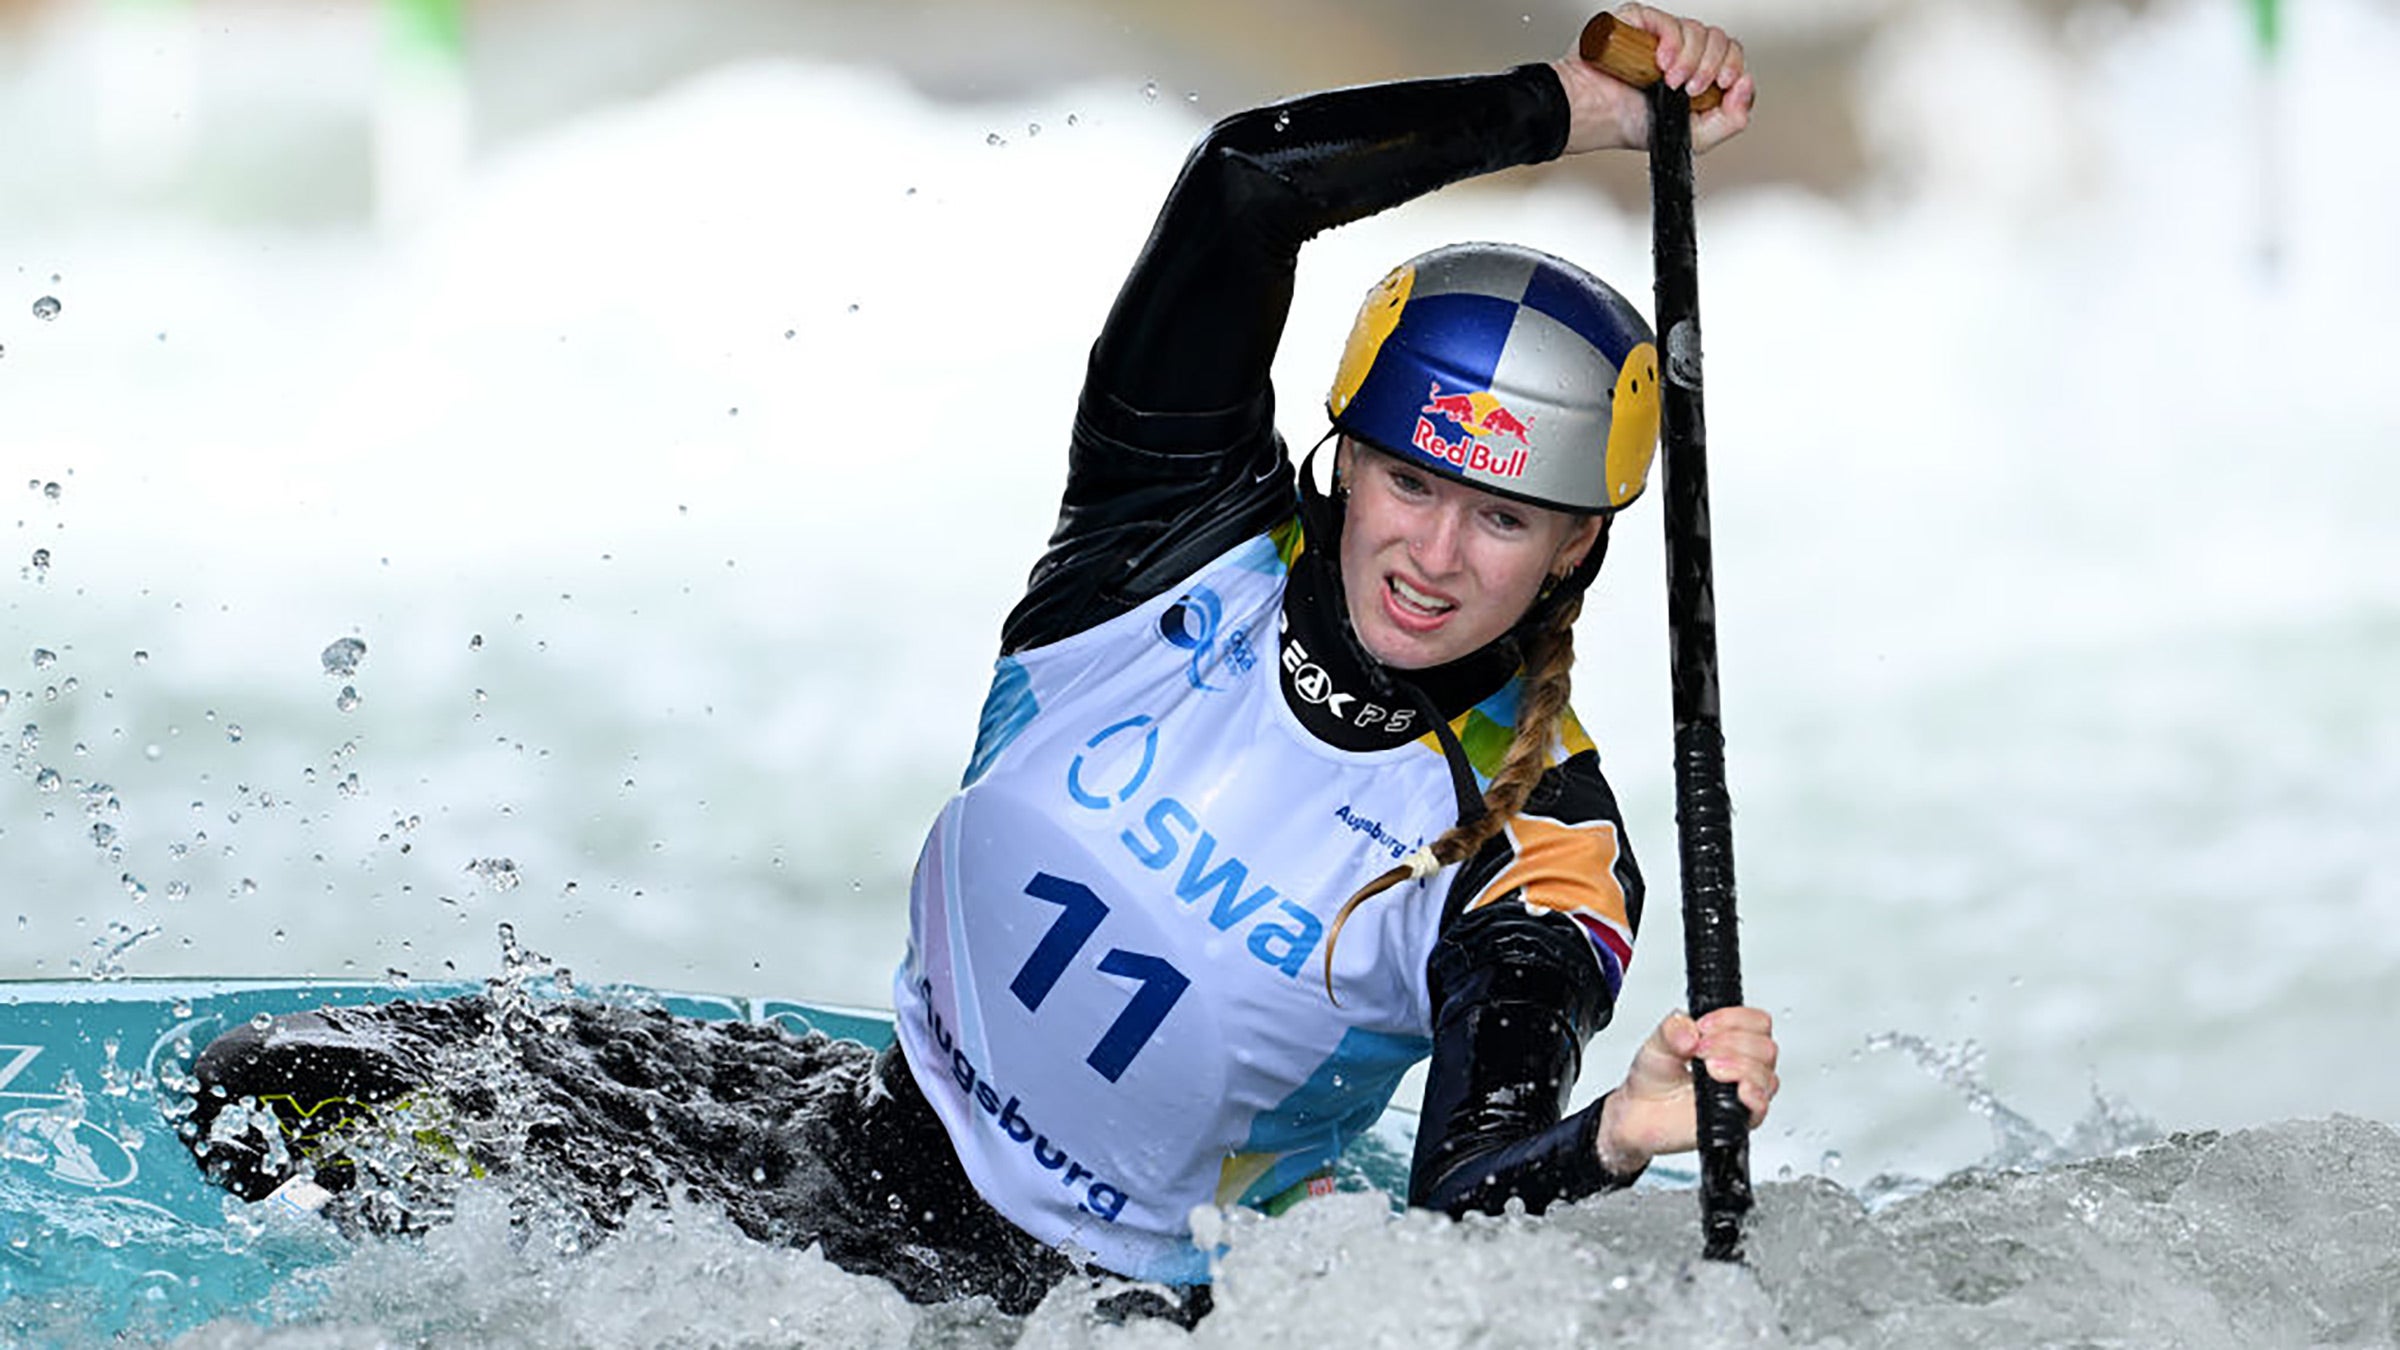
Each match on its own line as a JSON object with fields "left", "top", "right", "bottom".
{"left": 1335, "top": 439, "right": 1603, "bottom": 670}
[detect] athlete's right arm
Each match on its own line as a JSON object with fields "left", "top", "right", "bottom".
{"left": 998, "top": 66, "right": 1573, "bottom": 655}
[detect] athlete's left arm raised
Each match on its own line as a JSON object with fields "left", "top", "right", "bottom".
{"left": 999, "top": 67, "right": 1574, "bottom": 656}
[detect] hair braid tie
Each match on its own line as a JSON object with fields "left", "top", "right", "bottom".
{"left": 1318, "top": 591, "right": 1586, "bottom": 1004}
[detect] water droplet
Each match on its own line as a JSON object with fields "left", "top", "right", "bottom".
{"left": 845, "top": 303, "right": 860, "bottom": 315}
{"left": 1065, "top": 113, "right": 1079, "bottom": 127}
{"left": 250, "top": 1012, "right": 274, "bottom": 1031}
{"left": 144, "top": 744, "right": 161, "bottom": 760}
{"left": 1185, "top": 91, "right": 1200, "bottom": 104}
{"left": 320, "top": 636, "right": 366, "bottom": 678}
{"left": 466, "top": 857, "right": 521, "bottom": 893}
{"left": 985, "top": 131, "right": 1005, "bottom": 147}
{"left": 41, "top": 481, "right": 60, "bottom": 502}
{"left": 225, "top": 725, "right": 242, "bottom": 743}
{"left": 29, "top": 549, "right": 48, "bottom": 574}
{"left": 132, "top": 650, "right": 149, "bottom": 665}
{"left": 1026, "top": 121, "right": 1041, "bottom": 137}
{"left": 336, "top": 685, "right": 360, "bottom": 713}
{"left": 1273, "top": 111, "right": 1290, "bottom": 132}
{"left": 1141, "top": 80, "right": 1159, "bottom": 102}
{"left": 20, "top": 724, "right": 38, "bottom": 751}
{"left": 1820, "top": 1149, "right": 1844, "bottom": 1173}
{"left": 31, "top": 648, "right": 56, "bottom": 670}
{"left": 34, "top": 767, "right": 60, "bottom": 792}
{"left": 31, "top": 296, "right": 60, "bottom": 320}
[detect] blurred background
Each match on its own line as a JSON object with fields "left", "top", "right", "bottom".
{"left": 2, "top": 0, "right": 2394, "bottom": 1189}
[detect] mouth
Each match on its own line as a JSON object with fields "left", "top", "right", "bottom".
{"left": 1381, "top": 574, "right": 1457, "bottom": 633}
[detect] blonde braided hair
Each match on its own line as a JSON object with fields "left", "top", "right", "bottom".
{"left": 1321, "top": 589, "right": 1585, "bottom": 1001}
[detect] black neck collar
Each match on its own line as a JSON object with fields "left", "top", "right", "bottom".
{"left": 1276, "top": 542, "right": 1516, "bottom": 752}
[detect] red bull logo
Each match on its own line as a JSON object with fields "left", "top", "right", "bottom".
{"left": 1414, "top": 381, "right": 1532, "bottom": 480}
{"left": 1421, "top": 382, "right": 1536, "bottom": 445}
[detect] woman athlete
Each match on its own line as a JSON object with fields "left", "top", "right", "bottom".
{"left": 185, "top": 4, "right": 1778, "bottom": 1319}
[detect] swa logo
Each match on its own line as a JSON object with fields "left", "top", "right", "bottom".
{"left": 1158, "top": 587, "right": 1255, "bottom": 691}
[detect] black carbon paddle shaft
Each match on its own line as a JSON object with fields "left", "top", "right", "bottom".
{"left": 1647, "top": 82, "right": 1754, "bottom": 1264}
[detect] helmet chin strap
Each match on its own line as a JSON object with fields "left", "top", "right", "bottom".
{"left": 1512, "top": 512, "right": 1612, "bottom": 643}
{"left": 1293, "top": 433, "right": 1397, "bottom": 700}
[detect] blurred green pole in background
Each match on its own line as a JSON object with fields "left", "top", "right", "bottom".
{"left": 388, "top": 0, "right": 468, "bottom": 71}
{"left": 2248, "top": 0, "right": 2281, "bottom": 55}
{"left": 378, "top": 0, "right": 471, "bottom": 230}
{"left": 2249, "top": 0, "right": 2283, "bottom": 273}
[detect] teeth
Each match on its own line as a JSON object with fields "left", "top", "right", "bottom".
{"left": 1390, "top": 577, "right": 1453, "bottom": 612}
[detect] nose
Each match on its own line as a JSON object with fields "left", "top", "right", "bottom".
{"left": 1407, "top": 501, "right": 1467, "bottom": 577}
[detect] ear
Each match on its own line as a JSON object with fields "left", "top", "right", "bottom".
{"left": 1552, "top": 513, "right": 1605, "bottom": 577}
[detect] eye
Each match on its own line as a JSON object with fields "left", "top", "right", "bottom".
{"left": 1481, "top": 506, "right": 1527, "bottom": 534}
{"left": 1386, "top": 466, "right": 1431, "bottom": 498}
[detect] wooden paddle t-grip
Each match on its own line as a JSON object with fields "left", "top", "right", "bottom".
{"left": 1579, "top": 13, "right": 1727, "bottom": 113}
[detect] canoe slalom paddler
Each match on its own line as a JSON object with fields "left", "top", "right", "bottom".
{"left": 185, "top": 4, "right": 1780, "bottom": 1319}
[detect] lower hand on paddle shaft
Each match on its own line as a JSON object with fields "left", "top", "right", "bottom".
{"left": 1594, "top": 1007, "right": 1780, "bottom": 1177}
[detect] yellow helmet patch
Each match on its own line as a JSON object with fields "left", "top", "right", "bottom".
{"left": 1327, "top": 264, "right": 1414, "bottom": 418}
{"left": 1603, "top": 340, "right": 1661, "bottom": 509}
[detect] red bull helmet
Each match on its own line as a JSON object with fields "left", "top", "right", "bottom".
{"left": 1327, "top": 242, "right": 1660, "bottom": 514}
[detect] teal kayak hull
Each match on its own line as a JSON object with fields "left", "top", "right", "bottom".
{"left": 0, "top": 977, "right": 1417, "bottom": 1338}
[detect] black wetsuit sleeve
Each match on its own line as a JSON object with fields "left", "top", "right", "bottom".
{"left": 998, "top": 64, "right": 1572, "bottom": 655}
{"left": 1410, "top": 754, "right": 1649, "bottom": 1215}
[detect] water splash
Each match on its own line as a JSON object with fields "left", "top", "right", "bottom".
{"left": 159, "top": 1118, "right": 2400, "bottom": 1350}
{"left": 1866, "top": 1030, "right": 2162, "bottom": 1185}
